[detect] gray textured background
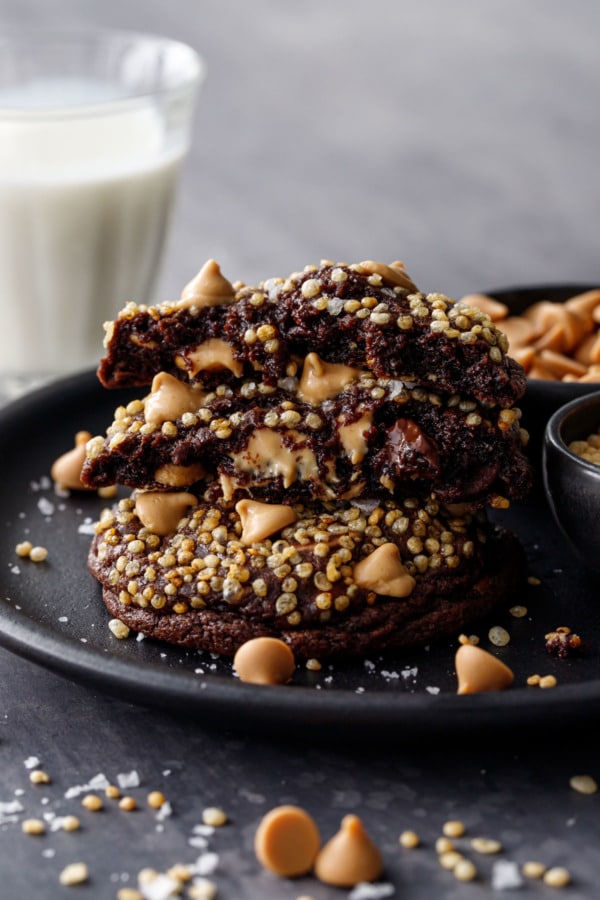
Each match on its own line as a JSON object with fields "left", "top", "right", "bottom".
{"left": 3, "top": 0, "right": 598, "bottom": 300}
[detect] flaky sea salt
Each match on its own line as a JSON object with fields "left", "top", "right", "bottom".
{"left": 117, "top": 770, "right": 140, "bottom": 789}
{"left": 491, "top": 860, "right": 523, "bottom": 890}
{"left": 349, "top": 883, "right": 395, "bottom": 899}
{"left": 64, "top": 773, "right": 110, "bottom": 798}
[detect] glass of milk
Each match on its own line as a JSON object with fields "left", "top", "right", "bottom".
{"left": 0, "top": 28, "right": 204, "bottom": 395}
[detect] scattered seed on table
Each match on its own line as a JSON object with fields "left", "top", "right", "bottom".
{"left": 29, "top": 546, "right": 48, "bottom": 563}
{"left": 202, "top": 806, "right": 227, "bottom": 827}
{"left": 454, "top": 858, "right": 478, "bottom": 881}
{"left": 471, "top": 837, "right": 502, "bottom": 854}
{"left": 543, "top": 866, "right": 571, "bottom": 888}
{"left": 81, "top": 794, "right": 103, "bottom": 812}
{"left": 488, "top": 626, "right": 510, "bottom": 647}
{"left": 59, "top": 862, "right": 89, "bottom": 886}
{"left": 399, "top": 830, "right": 421, "bottom": 848}
{"left": 29, "top": 769, "right": 51, "bottom": 785}
{"left": 22, "top": 818, "right": 45, "bottom": 836}
{"left": 569, "top": 774, "right": 598, "bottom": 795}
{"left": 119, "top": 796, "right": 137, "bottom": 811}
{"left": 522, "top": 860, "right": 546, "bottom": 879}
{"left": 442, "top": 820, "right": 466, "bottom": 838}
{"left": 146, "top": 791, "right": 166, "bottom": 809}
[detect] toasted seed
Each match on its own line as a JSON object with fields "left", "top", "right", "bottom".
{"left": 59, "top": 862, "right": 89, "bottom": 886}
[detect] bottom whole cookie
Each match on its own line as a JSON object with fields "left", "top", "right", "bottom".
{"left": 88, "top": 493, "right": 526, "bottom": 661}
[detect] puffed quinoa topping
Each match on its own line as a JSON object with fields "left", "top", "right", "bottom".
{"left": 305, "top": 658, "right": 322, "bottom": 671}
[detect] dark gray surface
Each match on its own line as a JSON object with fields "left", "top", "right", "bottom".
{"left": 1, "top": 1, "right": 600, "bottom": 897}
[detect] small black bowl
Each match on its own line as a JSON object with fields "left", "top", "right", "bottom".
{"left": 481, "top": 283, "right": 600, "bottom": 472}
{"left": 543, "top": 390, "right": 600, "bottom": 573}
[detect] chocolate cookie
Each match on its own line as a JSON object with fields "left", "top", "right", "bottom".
{"left": 82, "top": 372, "right": 531, "bottom": 507}
{"left": 87, "top": 490, "right": 526, "bottom": 660}
{"left": 82, "top": 256, "right": 532, "bottom": 662}
{"left": 97, "top": 259, "right": 526, "bottom": 408}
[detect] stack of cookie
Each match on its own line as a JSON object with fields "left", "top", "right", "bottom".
{"left": 82, "top": 258, "right": 532, "bottom": 660}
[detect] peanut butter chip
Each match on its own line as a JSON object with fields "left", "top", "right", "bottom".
{"left": 134, "top": 491, "right": 198, "bottom": 536}
{"left": 51, "top": 431, "right": 93, "bottom": 490}
{"left": 353, "top": 543, "right": 416, "bottom": 598}
{"left": 235, "top": 499, "right": 298, "bottom": 545}
{"left": 455, "top": 643, "right": 514, "bottom": 694}
{"left": 178, "top": 258, "right": 235, "bottom": 309}
{"left": 297, "top": 353, "right": 363, "bottom": 404}
{"left": 314, "top": 814, "right": 384, "bottom": 888}
{"left": 145, "top": 372, "right": 205, "bottom": 426}
{"left": 254, "top": 805, "right": 320, "bottom": 877}
{"left": 233, "top": 637, "right": 296, "bottom": 685}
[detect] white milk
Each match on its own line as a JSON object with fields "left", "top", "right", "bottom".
{"left": 0, "top": 79, "right": 185, "bottom": 376}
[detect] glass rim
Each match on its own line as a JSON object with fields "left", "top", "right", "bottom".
{"left": 0, "top": 26, "right": 205, "bottom": 116}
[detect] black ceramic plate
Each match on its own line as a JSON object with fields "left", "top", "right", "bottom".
{"left": 1, "top": 354, "right": 600, "bottom": 741}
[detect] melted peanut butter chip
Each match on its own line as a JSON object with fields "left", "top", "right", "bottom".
{"left": 235, "top": 499, "right": 298, "bottom": 545}
{"left": 178, "top": 259, "right": 235, "bottom": 309}
{"left": 353, "top": 543, "right": 415, "bottom": 598}
{"left": 314, "top": 814, "right": 383, "bottom": 887}
{"left": 298, "top": 353, "right": 363, "bottom": 405}
{"left": 134, "top": 491, "right": 198, "bottom": 536}
{"left": 233, "top": 637, "right": 296, "bottom": 685}
{"left": 154, "top": 462, "right": 205, "bottom": 487}
{"left": 358, "top": 259, "right": 417, "bottom": 293}
{"left": 255, "top": 805, "right": 321, "bottom": 877}
{"left": 232, "top": 429, "right": 316, "bottom": 489}
{"left": 51, "top": 431, "right": 93, "bottom": 490}
{"left": 176, "top": 338, "right": 243, "bottom": 378}
{"left": 145, "top": 372, "right": 205, "bottom": 426}
{"left": 338, "top": 413, "right": 372, "bottom": 464}
{"left": 455, "top": 643, "right": 514, "bottom": 694}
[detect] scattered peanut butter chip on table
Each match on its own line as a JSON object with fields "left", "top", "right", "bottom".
{"left": 233, "top": 637, "right": 296, "bottom": 685}
{"left": 455, "top": 643, "right": 514, "bottom": 694}
{"left": 254, "top": 805, "right": 320, "bottom": 877}
{"left": 314, "top": 814, "right": 384, "bottom": 887}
